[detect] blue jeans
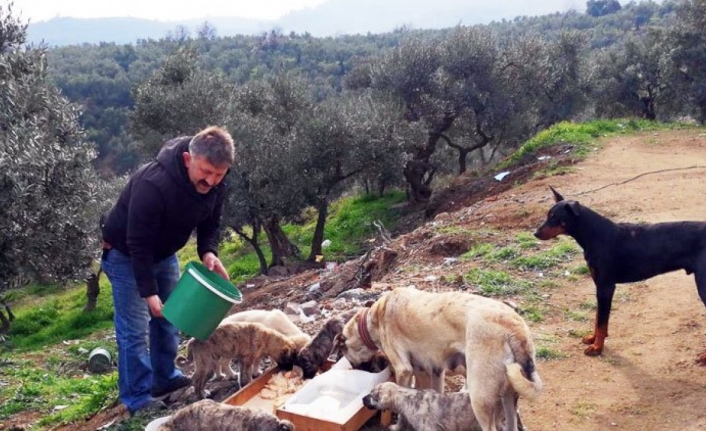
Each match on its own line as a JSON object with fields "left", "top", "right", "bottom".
{"left": 102, "top": 249, "right": 183, "bottom": 413}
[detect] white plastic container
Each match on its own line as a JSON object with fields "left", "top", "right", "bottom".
{"left": 145, "top": 415, "right": 170, "bottom": 431}
{"left": 279, "top": 357, "right": 390, "bottom": 424}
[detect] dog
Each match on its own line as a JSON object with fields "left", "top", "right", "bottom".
{"left": 534, "top": 186, "right": 706, "bottom": 358}
{"left": 297, "top": 308, "right": 361, "bottom": 379}
{"left": 339, "top": 287, "right": 542, "bottom": 431}
{"left": 156, "top": 399, "right": 294, "bottom": 431}
{"left": 178, "top": 322, "right": 297, "bottom": 398}
{"left": 362, "top": 382, "right": 525, "bottom": 431}
{"left": 217, "top": 309, "right": 311, "bottom": 378}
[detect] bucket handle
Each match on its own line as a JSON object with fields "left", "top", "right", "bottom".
{"left": 187, "top": 268, "right": 242, "bottom": 304}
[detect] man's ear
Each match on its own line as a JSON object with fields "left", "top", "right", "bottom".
{"left": 182, "top": 151, "right": 191, "bottom": 168}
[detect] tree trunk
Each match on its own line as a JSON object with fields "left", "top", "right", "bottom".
{"left": 403, "top": 159, "right": 435, "bottom": 202}
{"left": 0, "top": 298, "right": 14, "bottom": 334}
{"left": 308, "top": 198, "right": 328, "bottom": 261}
{"left": 263, "top": 216, "right": 301, "bottom": 267}
{"left": 232, "top": 223, "right": 268, "bottom": 275}
{"left": 403, "top": 114, "right": 456, "bottom": 203}
{"left": 458, "top": 148, "right": 471, "bottom": 174}
{"left": 84, "top": 268, "right": 102, "bottom": 312}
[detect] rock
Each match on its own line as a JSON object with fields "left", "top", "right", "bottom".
{"left": 300, "top": 300, "right": 321, "bottom": 316}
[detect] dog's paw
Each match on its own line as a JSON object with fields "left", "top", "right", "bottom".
{"left": 584, "top": 344, "right": 603, "bottom": 356}
{"left": 582, "top": 333, "right": 596, "bottom": 345}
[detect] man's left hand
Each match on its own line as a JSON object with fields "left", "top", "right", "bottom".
{"left": 202, "top": 252, "right": 229, "bottom": 280}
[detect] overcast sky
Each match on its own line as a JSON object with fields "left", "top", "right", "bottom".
{"left": 14, "top": 0, "right": 331, "bottom": 22}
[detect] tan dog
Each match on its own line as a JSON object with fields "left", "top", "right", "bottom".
{"left": 362, "top": 381, "right": 523, "bottom": 431}
{"left": 179, "top": 322, "right": 297, "bottom": 398}
{"left": 157, "top": 399, "right": 294, "bottom": 431}
{"left": 217, "top": 309, "right": 311, "bottom": 379}
{"left": 340, "top": 287, "right": 542, "bottom": 431}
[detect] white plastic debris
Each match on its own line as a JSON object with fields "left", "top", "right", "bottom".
{"left": 494, "top": 171, "right": 511, "bottom": 181}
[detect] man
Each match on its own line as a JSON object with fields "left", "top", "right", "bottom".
{"left": 101, "top": 126, "right": 234, "bottom": 416}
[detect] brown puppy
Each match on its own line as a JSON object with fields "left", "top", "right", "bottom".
{"left": 180, "top": 322, "right": 297, "bottom": 398}
{"left": 156, "top": 399, "right": 294, "bottom": 431}
{"left": 363, "top": 382, "right": 523, "bottom": 431}
{"left": 297, "top": 308, "right": 361, "bottom": 379}
{"left": 217, "top": 309, "right": 311, "bottom": 379}
{"left": 340, "top": 287, "right": 542, "bottom": 431}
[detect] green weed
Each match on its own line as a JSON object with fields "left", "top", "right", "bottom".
{"left": 464, "top": 268, "right": 532, "bottom": 296}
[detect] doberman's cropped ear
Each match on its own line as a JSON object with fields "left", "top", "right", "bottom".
{"left": 549, "top": 186, "right": 564, "bottom": 202}
{"left": 567, "top": 201, "right": 581, "bottom": 217}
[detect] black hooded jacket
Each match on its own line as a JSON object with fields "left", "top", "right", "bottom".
{"left": 101, "top": 136, "right": 228, "bottom": 297}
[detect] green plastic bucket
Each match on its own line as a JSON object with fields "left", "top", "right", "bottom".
{"left": 163, "top": 261, "right": 242, "bottom": 341}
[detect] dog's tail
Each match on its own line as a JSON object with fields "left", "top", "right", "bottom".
{"left": 176, "top": 338, "right": 195, "bottom": 367}
{"left": 506, "top": 362, "right": 542, "bottom": 401}
{"left": 506, "top": 335, "right": 543, "bottom": 401}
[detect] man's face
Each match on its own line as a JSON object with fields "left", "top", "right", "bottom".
{"left": 183, "top": 152, "right": 229, "bottom": 194}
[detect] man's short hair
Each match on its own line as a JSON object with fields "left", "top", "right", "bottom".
{"left": 189, "top": 126, "right": 235, "bottom": 167}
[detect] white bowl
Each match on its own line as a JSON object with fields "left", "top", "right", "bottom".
{"left": 145, "top": 415, "right": 171, "bottom": 431}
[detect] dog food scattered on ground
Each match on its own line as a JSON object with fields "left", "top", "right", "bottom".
{"left": 258, "top": 368, "right": 306, "bottom": 408}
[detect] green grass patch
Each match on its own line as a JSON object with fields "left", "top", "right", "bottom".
{"left": 514, "top": 232, "right": 540, "bottom": 249}
{"left": 511, "top": 240, "right": 579, "bottom": 271}
{"left": 461, "top": 243, "right": 494, "bottom": 260}
{"left": 6, "top": 281, "right": 115, "bottom": 352}
{"left": 215, "top": 191, "right": 407, "bottom": 284}
{"left": 564, "top": 309, "right": 589, "bottom": 322}
{"left": 536, "top": 346, "right": 567, "bottom": 360}
{"left": 487, "top": 246, "right": 522, "bottom": 262}
{"left": 464, "top": 268, "right": 532, "bottom": 296}
{"left": 569, "top": 401, "right": 598, "bottom": 418}
{"left": 0, "top": 355, "right": 118, "bottom": 425}
{"left": 520, "top": 305, "right": 544, "bottom": 323}
{"left": 499, "top": 118, "right": 680, "bottom": 169}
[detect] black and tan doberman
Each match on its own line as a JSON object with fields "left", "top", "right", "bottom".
{"left": 534, "top": 186, "right": 706, "bottom": 359}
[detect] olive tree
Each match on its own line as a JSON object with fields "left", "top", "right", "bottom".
{"left": 226, "top": 76, "right": 311, "bottom": 269}
{"left": 298, "top": 90, "right": 413, "bottom": 260}
{"left": 668, "top": 0, "right": 706, "bottom": 123}
{"left": 590, "top": 30, "right": 672, "bottom": 120}
{"left": 1, "top": 3, "right": 106, "bottom": 330}
{"left": 130, "top": 45, "right": 234, "bottom": 158}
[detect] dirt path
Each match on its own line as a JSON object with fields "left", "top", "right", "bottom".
{"left": 483, "top": 129, "right": 706, "bottom": 431}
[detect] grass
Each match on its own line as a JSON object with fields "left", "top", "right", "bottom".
{"left": 465, "top": 268, "right": 532, "bottom": 296}
{"left": 498, "top": 118, "right": 686, "bottom": 169}
{"left": 219, "top": 191, "right": 407, "bottom": 284}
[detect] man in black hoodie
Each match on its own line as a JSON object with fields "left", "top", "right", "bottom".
{"left": 101, "top": 126, "right": 234, "bottom": 416}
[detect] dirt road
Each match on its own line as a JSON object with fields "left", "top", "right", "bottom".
{"left": 487, "top": 129, "right": 706, "bottom": 431}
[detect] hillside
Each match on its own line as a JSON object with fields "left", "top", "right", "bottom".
{"left": 230, "top": 128, "right": 706, "bottom": 431}
{"left": 5, "top": 127, "right": 706, "bottom": 430}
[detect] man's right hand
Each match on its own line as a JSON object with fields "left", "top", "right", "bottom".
{"left": 146, "top": 295, "right": 164, "bottom": 318}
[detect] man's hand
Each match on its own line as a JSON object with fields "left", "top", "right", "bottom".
{"left": 202, "top": 252, "right": 230, "bottom": 280}
{"left": 146, "top": 295, "right": 164, "bottom": 318}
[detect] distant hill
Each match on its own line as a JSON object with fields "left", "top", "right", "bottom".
{"left": 27, "top": 0, "right": 588, "bottom": 46}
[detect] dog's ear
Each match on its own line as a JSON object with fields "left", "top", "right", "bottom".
{"left": 334, "top": 334, "right": 347, "bottom": 351}
{"left": 549, "top": 186, "right": 564, "bottom": 202}
{"left": 567, "top": 201, "right": 581, "bottom": 217}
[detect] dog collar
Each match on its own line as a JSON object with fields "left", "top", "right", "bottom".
{"left": 358, "top": 308, "right": 378, "bottom": 351}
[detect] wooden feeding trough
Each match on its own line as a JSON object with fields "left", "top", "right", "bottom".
{"left": 223, "top": 358, "right": 391, "bottom": 431}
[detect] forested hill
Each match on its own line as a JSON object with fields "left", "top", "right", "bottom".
{"left": 27, "top": 0, "right": 592, "bottom": 46}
